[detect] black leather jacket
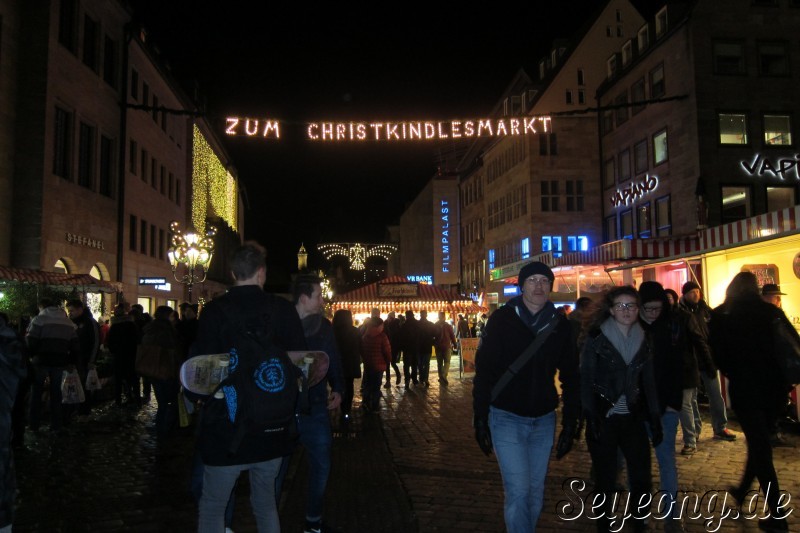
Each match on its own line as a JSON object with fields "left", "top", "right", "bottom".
{"left": 580, "top": 329, "right": 660, "bottom": 420}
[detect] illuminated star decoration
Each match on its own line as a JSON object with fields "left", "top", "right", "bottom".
{"left": 317, "top": 243, "right": 398, "bottom": 271}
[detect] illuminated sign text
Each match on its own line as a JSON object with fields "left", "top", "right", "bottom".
{"left": 406, "top": 275, "right": 433, "bottom": 284}
{"left": 139, "top": 277, "right": 167, "bottom": 286}
{"left": 225, "top": 118, "right": 280, "bottom": 138}
{"left": 610, "top": 174, "right": 659, "bottom": 207}
{"left": 441, "top": 200, "right": 450, "bottom": 273}
{"left": 66, "top": 232, "right": 106, "bottom": 250}
{"left": 740, "top": 154, "right": 800, "bottom": 180}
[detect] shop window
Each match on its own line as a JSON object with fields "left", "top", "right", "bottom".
{"left": 631, "top": 78, "right": 646, "bottom": 115}
{"left": 634, "top": 139, "right": 648, "bottom": 174}
{"left": 167, "top": 299, "right": 178, "bottom": 311}
{"left": 650, "top": 64, "right": 665, "bottom": 99}
{"left": 605, "top": 215, "right": 618, "bottom": 241}
{"left": 713, "top": 42, "right": 746, "bottom": 75}
{"left": 566, "top": 180, "right": 584, "bottom": 212}
{"left": 620, "top": 210, "right": 633, "bottom": 239}
{"left": 53, "top": 107, "right": 72, "bottom": 179}
{"left": 488, "top": 249, "right": 495, "bottom": 270}
{"left": 721, "top": 186, "right": 752, "bottom": 223}
{"left": 521, "top": 238, "right": 530, "bottom": 259}
{"left": 653, "top": 129, "right": 668, "bottom": 166}
{"left": 567, "top": 235, "right": 589, "bottom": 252}
{"left": 78, "top": 122, "right": 95, "bottom": 189}
{"left": 137, "top": 297, "right": 152, "bottom": 315}
{"left": 604, "top": 158, "right": 616, "bottom": 189}
{"left": 767, "top": 186, "right": 796, "bottom": 212}
{"left": 719, "top": 113, "right": 748, "bottom": 144}
{"left": 764, "top": 115, "right": 792, "bottom": 146}
{"left": 758, "top": 42, "right": 789, "bottom": 76}
{"left": 656, "top": 195, "right": 672, "bottom": 236}
{"left": 615, "top": 92, "right": 628, "bottom": 126}
{"left": 619, "top": 150, "right": 631, "bottom": 182}
{"left": 638, "top": 203, "right": 652, "bottom": 238}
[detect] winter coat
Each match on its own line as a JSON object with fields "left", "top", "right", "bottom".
{"left": 301, "top": 313, "right": 344, "bottom": 405}
{"left": 434, "top": 320, "right": 456, "bottom": 352}
{"left": 334, "top": 323, "right": 362, "bottom": 379}
{"left": 679, "top": 298, "right": 717, "bottom": 374}
{"left": 107, "top": 315, "right": 139, "bottom": 362}
{"left": 641, "top": 309, "right": 687, "bottom": 412}
{"left": 72, "top": 309, "right": 100, "bottom": 368}
{"left": 361, "top": 323, "right": 391, "bottom": 373}
{"left": 26, "top": 306, "right": 79, "bottom": 367}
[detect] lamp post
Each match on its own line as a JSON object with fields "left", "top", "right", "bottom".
{"left": 167, "top": 221, "right": 216, "bottom": 302}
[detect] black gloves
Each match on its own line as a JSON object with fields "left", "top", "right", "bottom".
{"left": 474, "top": 417, "right": 493, "bottom": 456}
{"left": 555, "top": 421, "right": 577, "bottom": 459}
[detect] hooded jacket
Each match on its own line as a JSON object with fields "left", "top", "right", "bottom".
{"left": 361, "top": 320, "right": 391, "bottom": 372}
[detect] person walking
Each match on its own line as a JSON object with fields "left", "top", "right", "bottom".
{"left": 383, "top": 311, "right": 402, "bottom": 388}
{"left": 361, "top": 317, "right": 391, "bottom": 412}
{"left": 139, "top": 305, "right": 181, "bottom": 437}
{"left": 106, "top": 304, "right": 140, "bottom": 407}
{"left": 581, "top": 285, "right": 662, "bottom": 533}
{"left": 710, "top": 272, "right": 794, "bottom": 532}
{"left": 332, "top": 309, "right": 361, "bottom": 427}
{"left": 433, "top": 311, "right": 457, "bottom": 386}
{"left": 416, "top": 310, "right": 436, "bottom": 387}
{"left": 472, "top": 261, "right": 579, "bottom": 533}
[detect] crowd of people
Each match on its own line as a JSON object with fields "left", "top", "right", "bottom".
{"left": 473, "top": 261, "right": 798, "bottom": 533}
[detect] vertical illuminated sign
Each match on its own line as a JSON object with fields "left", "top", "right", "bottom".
{"left": 432, "top": 178, "right": 460, "bottom": 285}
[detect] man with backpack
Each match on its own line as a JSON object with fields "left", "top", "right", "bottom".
{"left": 193, "top": 242, "right": 306, "bottom": 533}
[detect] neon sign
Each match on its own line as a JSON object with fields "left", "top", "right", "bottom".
{"left": 225, "top": 116, "right": 552, "bottom": 142}
{"left": 610, "top": 174, "right": 659, "bottom": 207}
{"left": 740, "top": 154, "right": 800, "bottom": 180}
{"left": 441, "top": 200, "right": 451, "bottom": 273}
{"left": 406, "top": 275, "right": 432, "bottom": 284}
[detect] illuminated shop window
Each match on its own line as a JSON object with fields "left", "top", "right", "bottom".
{"left": 567, "top": 236, "right": 589, "bottom": 252}
{"left": 542, "top": 236, "right": 562, "bottom": 257}
{"left": 721, "top": 186, "right": 751, "bottom": 223}
{"left": 767, "top": 186, "right": 796, "bottom": 212}
{"left": 719, "top": 114, "right": 748, "bottom": 144}
{"left": 488, "top": 249, "right": 495, "bottom": 270}
{"left": 653, "top": 129, "right": 668, "bottom": 165}
{"left": 764, "top": 115, "right": 792, "bottom": 145}
{"left": 54, "top": 259, "right": 69, "bottom": 274}
{"left": 137, "top": 297, "right": 152, "bottom": 315}
{"left": 521, "top": 238, "right": 530, "bottom": 259}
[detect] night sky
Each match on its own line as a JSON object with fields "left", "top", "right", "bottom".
{"left": 128, "top": 1, "right": 650, "bottom": 285}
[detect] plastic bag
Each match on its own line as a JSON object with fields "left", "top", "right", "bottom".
{"left": 85, "top": 367, "right": 101, "bottom": 391}
{"left": 62, "top": 370, "right": 86, "bottom": 404}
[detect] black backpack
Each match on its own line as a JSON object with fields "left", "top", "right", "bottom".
{"left": 197, "top": 299, "right": 305, "bottom": 466}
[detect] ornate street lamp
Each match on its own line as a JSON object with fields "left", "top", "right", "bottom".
{"left": 167, "top": 221, "right": 216, "bottom": 302}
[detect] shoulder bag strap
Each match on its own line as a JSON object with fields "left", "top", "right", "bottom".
{"left": 490, "top": 315, "right": 560, "bottom": 402}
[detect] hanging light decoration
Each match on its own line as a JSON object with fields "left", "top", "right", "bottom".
{"left": 317, "top": 243, "right": 397, "bottom": 271}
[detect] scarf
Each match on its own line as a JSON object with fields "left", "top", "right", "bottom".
{"left": 600, "top": 317, "right": 645, "bottom": 415}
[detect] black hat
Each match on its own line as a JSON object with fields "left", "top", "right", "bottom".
{"left": 762, "top": 283, "right": 786, "bottom": 296}
{"left": 639, "top": 281, "right": 666, "bottom": 304}
{"left": 517, "top": 261, "right": 555, "bottom": 286}
{"left": 682, "top": 281, "right": 701, "bottom": 295}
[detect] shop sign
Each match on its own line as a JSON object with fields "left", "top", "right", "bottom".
{"left": 740, "top": 153, "right": 800, "bottom": 180}
{"left": 377, "top": 283, "right": 419, "bottom": 298}
{"left": 503, "top": 285, "right": 521, "bottom": 296}
{"left": 66, "top": 232, "right": 106, "bottom": 250}
{"left": 486, "top": 292, "right": 499, "bottom": 304}
{"left": 610, "top": 174, "right": 659, "bottom": 207}
{"left": 740, "top": 263, "right": 779, "bottom": 287}
{"left": 139, "top": 277, "right": 167, "bottom": 286}
{"left": 440, "top": 200, "right": 452, "bottom": 273}
{"left": 406, "top": 275, "right": 432, "bottom": 284}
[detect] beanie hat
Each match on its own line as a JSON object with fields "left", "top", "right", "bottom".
{"left": 518, "top": 261, "right": 555, "bottom": 286}
{"left": 682, "top": 281, "right": 701, "bottom": 295}
{"left": 639, "top": 281, "right": 666, "bottom": 304}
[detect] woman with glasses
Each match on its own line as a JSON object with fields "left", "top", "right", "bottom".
{"left": 580, "top": 286, "right": 662, "bottom": 533}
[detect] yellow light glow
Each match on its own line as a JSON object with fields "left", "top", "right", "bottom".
{"left": 317, "top": 243, "right": 398, "bottom": 271}
{"left": 193, "top": 125, "right": 238, "bottom": 233}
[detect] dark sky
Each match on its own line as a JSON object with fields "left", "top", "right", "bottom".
{"left": 128, "top": 1, "right": 632, "bottom": 283}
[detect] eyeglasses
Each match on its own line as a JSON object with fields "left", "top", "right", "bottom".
{"left": 524, "top": 277, "right": 551, "bottom": 287}
{"left": 612, "top": 302, "right": 639, "bottom": 311}
{"left": 643, "top": 305, "right": 663, "bottom": 314}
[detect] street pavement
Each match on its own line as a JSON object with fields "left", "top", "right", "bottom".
{"left": 12, "top": 357, "right": 800, "bottom": 532}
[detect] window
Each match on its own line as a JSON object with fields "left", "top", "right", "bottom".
{"left": 137, "top": 297, "right": 152, "bottom": 315}
{"left": 130, "top": 69, "right": 139, "bottom": 101}
{"left": 655, "top": 6, "right": 668, "bottom": 37}
{"left": 634, "top": 140, "right": 648, "bottom": 174}
{"left": 656, "top": 195, "right": 671, "bottom": 236}
{"left": 541, "top": 180, "right": 559, "bottom": 212}
{"left": 488, "top": 249, "right": 495, "bottom": 270}
{"left": 721, "top": 186, "right": 751, "bottom": 223}
{"left": 614, "top": 93, "right": 629, "bottom": 126}
{"left": 759, "top": 42, "right": 789, "bottom": 75}
{"left": 150, "top": 224, "right": 156, "bottom": 257}
{"left": 140, "top": 219, "right": 147, "bottom": 254}
{"left": 82, "top": 15, "right": 98, "bottom": 71}
{"left": 542, "top": 236, "right": 563, "bottom": 257}
{"left": 549, "top": 133, "right": 558, "bottom": 155}
{"left": 152, "top": 95, "right": 159, "bottom": 122}
{"left": 566, "top": 180, "right": 584, "bottom": 211}
{"left": 128, "top": 140, "right": 137, "bottom": 174}
{"left": 78, "top": 122, "right": 95, "bottom": 189}
{"left": 603, "top": 110, "right": 614, "bottom": 135}
{"left": 142, "top": 83, "right": 149, "bottom": 108}
{"left": 129, "top": 215, "right": 137, "bottom": 251}
{"left": 539, "top": 134, "right": 548, "bottom": 155}
{"left": 140, "top": 149, "right": 148, "bottom": 182}
{"left": 160, "top": 165, "right": 166, "bottom": 194}
{"left": 607, "top": 55, "right": 617, "bottom": 79}
{"left": 767, "top": 186, "right": 796, "bottom": 212}
{"left": 653, "top": 129, "right": 668, "bottom": 165}
{"left": 650, "top": 64, "right": 665, "bottom": 98}
{"left": 578, "top": 89, "right": 585, "bottom": 105}
{"left": 577, "top": 69, "right": 585, "bottom": 86}
{"left": 99, "top": 135, "right": 113, "bottom": 197}
{"left": 605, "top": 215, "right": 618, "bottom": 241}
{"left": 567, "top": 235, "right": 589, "bottom": 252}
{"left": 168, "top": 172, "right": 174, "bottom": 200}
{"left": 159, "top": 229, "right": 165, "bottom": 260}
{"left": 176, "top": 179, "right": 181, "bottom": 205}
{"left": 631, "top": 78, "right": 646, "bottom": 115}
{"left": 764, "top": 115, "right": 792, "bottom": 145}
{"left": 604, "top": 158, "right": 616, "bottom": 189}
{"left": 521, "top": 238, "right": 530, "bottom": 260}
{"left": 637, "top": 203, "right": 652, "bottom": 237}
{"left": 58, "top": 0, "right": 77, "bottom": 52}
{"left": 53, "top": 107, "right": 72, "bottom": 179}
{"left": 619, "top": 150, "right": 631, "bottom": 182}
{"left": 622, "top": 41, "right": 633, "bottom": 67}
{"left": 620, "top": 210, "right": 633, "bottom": 239}
{"left": 103, "top": 36, "right": 117, "bottom": 88}
{"left": 566, "top": 90, "right": 573, "bottom": 105}
{"left": 637, "top": 25, "right": 649, "bottom": 52}
{"left": 719, "top": 113, "right": 748, "bottom": 144}
{"left": 151, "top": 157, "right": 157, "bottom": 188}
{"left": 714, "top": 42, "right": 746, "bottom": 75}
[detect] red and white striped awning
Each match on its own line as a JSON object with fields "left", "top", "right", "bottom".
{"left": 699, "top": 205, "right": 800, "bottom": 250}
{"left": 553, "top": 236, "right": 701, "bottom": 268}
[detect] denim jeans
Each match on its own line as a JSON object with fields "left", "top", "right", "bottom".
{"left": 191, "top": 451, "right": 235, "bottom": 528}
{"left": 435, "top": 347, "right": 450, "bottom": 382}
{"left": 700, "top": 371, "right": 728, "bottom": 434}
{"left": 198, "top": 457, "right": 281, "bottom": 533}
{"left": 489, "top": 407, "right": 556, "bottom": 533}
{"left": 679, "top": 388, "right": 698, "bottom": 446}
{"left": 650, "top": 410, "right": 680, "bottom": 519}
{"left": 363, "top": 369, "right": 383, "bottom": 410}
{"left": 276, "top": 402, "right": 332, "bottom": 523}
{"left": 29, "top": 366, "right": 66, "bottom": 431}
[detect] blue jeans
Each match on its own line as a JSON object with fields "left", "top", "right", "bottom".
{"left": 650, "top": 410, "right": 680, "bottom": 519}
{"left": 363, "top": 369, "right": 383, "bottom": 410}
{"left": 198, "top": 457, "right": 281, "bottom": 533}
{"left": 701, "top": 371, "right": 728, "bottom": 434}
{"left": 679, "top": 388, "right": 699, "bottom": 446}
{"left": 276, "top": 402, "right": 332, "bottom": 523}
{"left": 29, "top": 366, "right": 66, "bottom": 431}
{"left": 489, "top": 407, "right": 556, "bottom": 533}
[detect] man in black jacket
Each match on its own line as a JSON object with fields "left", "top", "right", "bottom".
{"left": 472, "top": 261, "right": 579, "bottom": 533}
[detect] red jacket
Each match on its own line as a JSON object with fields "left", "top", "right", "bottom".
{"left": 361, "top": 322, "right": 391, "bottom": 372}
